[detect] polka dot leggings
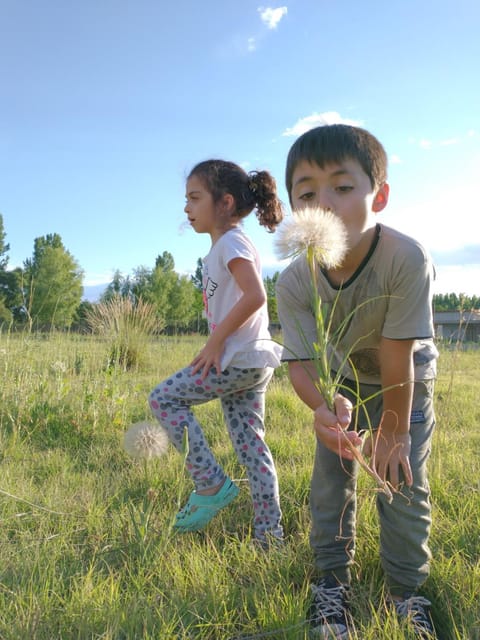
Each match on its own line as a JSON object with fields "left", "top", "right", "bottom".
{"left": 149, "top": 365, "right": 283, "bottom": 540}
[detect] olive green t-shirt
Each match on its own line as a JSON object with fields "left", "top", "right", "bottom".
{"left": 276, "top": 223, "right": 438, "bottom": 385}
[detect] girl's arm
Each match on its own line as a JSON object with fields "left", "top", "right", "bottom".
{"left": 191, "top": 257, "right": 266, "bottom": 378}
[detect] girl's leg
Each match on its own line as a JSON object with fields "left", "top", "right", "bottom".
{"left": 149, "top": 366, "right": 226, "bottom": 491}
{"left": 220, "top": 367, "right": 283, "bottom": 541}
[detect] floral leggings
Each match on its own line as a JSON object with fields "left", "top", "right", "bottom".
{"left": 149, "top": 365, "right": 283, "bottom": 540}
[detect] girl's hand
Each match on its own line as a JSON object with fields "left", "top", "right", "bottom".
{"left": 313, "top": 395, "right": 363, "bottom": 460}
{"left": 190, "top": 336, "right": 224, "bottom": 379}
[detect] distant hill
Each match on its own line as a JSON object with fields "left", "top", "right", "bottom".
{"left": 82, "top": 283, "right": 107, "bottom": 302}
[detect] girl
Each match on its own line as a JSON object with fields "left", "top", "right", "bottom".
{"left": 149, "top": 159, "right": 284, "bottom": 544}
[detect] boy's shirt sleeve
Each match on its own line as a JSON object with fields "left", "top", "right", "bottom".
{"left": 380, "top": 235, "right": 434, "bottom": 340}
{"left": 276, "top": 256, "right": 317, "bottom": 361}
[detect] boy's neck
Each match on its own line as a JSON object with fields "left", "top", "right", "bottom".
{"left": 325, "top": 225, "right": 379, "bottom": 286}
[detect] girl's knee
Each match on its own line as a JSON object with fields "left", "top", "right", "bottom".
{"left": 149, "top": 388, "right": 161, "bottom": 412}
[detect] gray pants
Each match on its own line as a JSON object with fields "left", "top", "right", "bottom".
{"left": 149, "top": 365, "right": 283, "bottom": 540}
{"left": 310, "top": 378, "right": 435, "bottom": 590}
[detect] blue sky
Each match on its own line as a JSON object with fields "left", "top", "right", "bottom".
{"left": 1, "top": 0, "right": 479, "bottom": 297}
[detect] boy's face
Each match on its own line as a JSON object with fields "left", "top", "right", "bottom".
{"left": 289, "top": 158, "right": 389, "bottom": 253}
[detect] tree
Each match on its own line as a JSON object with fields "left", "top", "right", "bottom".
{"left": 155, "top": 251, "right": 175, "bottom": 273}
{"left": 0, "top": 214, "right": 10, "bottom": 270}
{"left": 102, "top": 269, "right": 133, "bottom": 301}
{"left": 191, "top": 257, "right": 203, "bottom": 291}
{"left": 23, "top": 233, "right": 84, "bottom": 329}
{"left": 264, "top": 271, "right": 280, "bottom": 325}
{"left": 102, "top": 251, "right": 204, "bottom": 333}
{"left": 0, "top": 214, "right": 23, "bottom": 325}
{"left": 433, "top": 293, "right": 480, "bottom": 311}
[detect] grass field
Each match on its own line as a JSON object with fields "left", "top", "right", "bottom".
{"left": 0, "top": 333, "right": 478, "bottom": 639}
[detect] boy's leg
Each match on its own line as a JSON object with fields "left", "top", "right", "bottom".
{"left": 308, "top": 441, "right": 357, "bottom": 639}
{"left": 309, "top": 440, "right": 357, "bottom": 582}
{"left": 379, "top": 379, "right": 435, "bottom": 592}
{"left": 220, "top": 367, "right": 284, "bottom": 541}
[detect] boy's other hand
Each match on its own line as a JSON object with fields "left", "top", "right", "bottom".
{"left": 363, "top": 431, "right": 413, "bottom": 488}
{"left": 313, "top": 395, "right": 363, "bottom": 460}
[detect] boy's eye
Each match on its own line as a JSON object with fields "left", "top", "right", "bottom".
{"left": 298, "top": 191, "right": 314, "bottom": 201}
{"left": 335, "top": 186, "right": 353, "bottom": 193}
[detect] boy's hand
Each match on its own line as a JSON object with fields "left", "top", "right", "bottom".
{"left": 313, "top": 395, "right": 363, "bottom": 460}
{"left": 363, "top": 430, "right": 413, "bottom": 487}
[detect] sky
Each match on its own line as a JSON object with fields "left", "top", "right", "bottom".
{"left": 1, "top": 0, "right": 479, "bottom": 299}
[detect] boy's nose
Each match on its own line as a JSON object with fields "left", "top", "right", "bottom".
{"left": 316, "top": 192, "right": 333, "bottom": 211}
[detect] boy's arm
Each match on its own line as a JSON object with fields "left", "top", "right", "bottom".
{"left": 289, "top": 361, "right": 363, "bottom": 460}
{"left": 364, "top": 337, "right": 415, "bottom": 487}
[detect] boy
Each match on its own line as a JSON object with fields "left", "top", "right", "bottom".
{"left": 276, "top": 124, "right": 438, "bottom": 639}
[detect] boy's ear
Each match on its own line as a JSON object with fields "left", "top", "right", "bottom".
{"left": 372, "top": 183, "right": 389, "bottom": 213}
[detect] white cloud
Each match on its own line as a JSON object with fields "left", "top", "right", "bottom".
{"left": 410, "top": 129, "right": 476, "bottom": 150}
{"left": 282, "top": 111, "right": 363, "bottom": 137}
{"left": 390, "top": 154, "right": 402, "bottom": 164}
{"left": 439, "top": 137, "right": 459, "bottom": 146}
{"left": 387, "top": 177, "right": 477, "bottom": 254}
{"left": 258, "top": 6, "right": 288, "bottom": 29}
{"left": 247, "top": 37, "right": 256, "bottom": 52}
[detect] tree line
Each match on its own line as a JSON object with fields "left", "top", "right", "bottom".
{"left": 0, "top": 214, "right": 477, "bottom": 332}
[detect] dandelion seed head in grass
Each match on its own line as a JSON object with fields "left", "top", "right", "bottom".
{"left": 124, "top": 421, "right": 169, "bottom": 460}
{"left": 274, "top": 207, "right": 348, "bottom": 268}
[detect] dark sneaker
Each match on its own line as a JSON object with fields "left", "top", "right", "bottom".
{"left": 390, "top": 593, "right": 437, "bottom": 638}
{"left": 307, "top": 575, "right": 353, "bottom": 639}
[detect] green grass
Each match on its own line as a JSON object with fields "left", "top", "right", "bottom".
{"left": 0, "top": 332, "right": 478, "bottom": 639}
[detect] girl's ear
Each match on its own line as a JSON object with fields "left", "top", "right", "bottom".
{"left": 372, "top": 182, "right": 389, "bottom": 213}
{"left": 221, "top": 193, "right": 236, "bottom": 215}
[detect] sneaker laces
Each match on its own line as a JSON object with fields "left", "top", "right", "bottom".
{"left": 393, "top": 595, "right": 434, "bottom": 634}
{"left": 311, "top": 580, "right": 349, "bottom": 619}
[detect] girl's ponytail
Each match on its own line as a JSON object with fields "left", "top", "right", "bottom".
{"left": 247, "top": 171, "right": 284, "bottom": 232}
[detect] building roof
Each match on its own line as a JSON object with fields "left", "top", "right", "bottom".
{"left": 434, "top": 310, "right": 480, "bottom": 324}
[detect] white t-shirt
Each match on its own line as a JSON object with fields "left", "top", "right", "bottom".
{"left": 276, "top": 223, "right": 438, "bottom": 385}
{"left": 203, "top": 226, "right": 282, "bottom": 370}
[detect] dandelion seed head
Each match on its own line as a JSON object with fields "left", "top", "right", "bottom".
{"left": 274, "top": 207, "right": 348, "bottom": 268}
{"left": 123, "top": 421, "right": 169, "bottom": 460}
{"left": 51, "top": 360, "right": 67, "bottom": 373}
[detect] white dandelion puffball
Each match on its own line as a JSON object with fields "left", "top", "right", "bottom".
{"left": 274, "top": 207, "right": 348, "bottom": 269}
{"left": 124, "top": 421, "right": 169, "bottom": 460}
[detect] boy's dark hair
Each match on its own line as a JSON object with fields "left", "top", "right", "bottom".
{"left": 189, "top": 159, "right": 284, "bottom": 232}
{"left": 285, "top": 124, "right": 388, "bottom": 201}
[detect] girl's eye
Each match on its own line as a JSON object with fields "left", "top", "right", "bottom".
{"left": 335, "top": 186, "right": 353, "bottom": 193}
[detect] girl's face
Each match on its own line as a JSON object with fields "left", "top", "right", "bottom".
{"left": 184, "top": 175, "right": 217, "bottom": 236}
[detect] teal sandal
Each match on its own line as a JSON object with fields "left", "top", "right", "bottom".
{"left": 174, "top": 477, "right": 239, "bottom": 532}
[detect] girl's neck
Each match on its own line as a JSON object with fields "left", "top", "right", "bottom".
{"left": 210, "top": 221, "right": 239, "bottom": 244}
